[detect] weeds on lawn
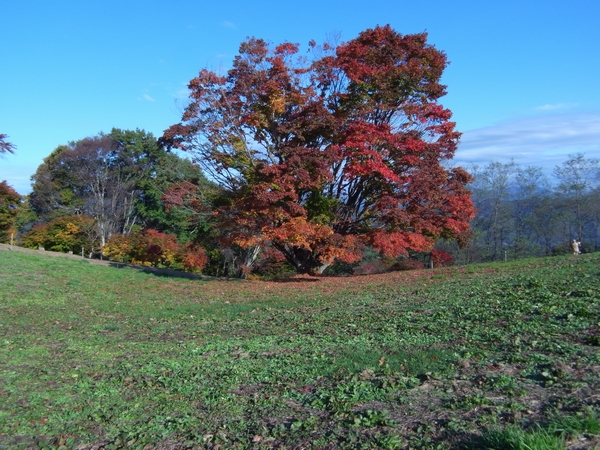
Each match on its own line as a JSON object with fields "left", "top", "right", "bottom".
{"left": 0, "top": 250, "right": 598, "bottom": 448}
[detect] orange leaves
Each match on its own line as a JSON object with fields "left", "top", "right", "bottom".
{"left": 263, "top": 217, "right": 363, "bottom": 267}
{"left": 103, "top": 229, "right": 208, "bottom": 272}
{"left": 263, "top": 217, "right": 332, "bottom": 251}
{"left": 274, "top": 42, "right": 300, "bottom": 55}
{"left": 21, "top": 215, "right": 97, "bottom": 253}
{"left": 226, "top": 231, "right": 263, "bottom": 250}
{"left": 370, "top": 229, "right": 433, "bottom": 259}
{"left": 181, "top": 242, "right": 209, "bottom": 273}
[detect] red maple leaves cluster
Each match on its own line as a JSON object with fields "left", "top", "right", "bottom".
{"left": 161, "top": 25, "right": 474, "bottom": 274}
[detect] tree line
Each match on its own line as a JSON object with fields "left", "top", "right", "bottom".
{"left": 1, "top": 25, "right": 597, "bottom": 277}
{"left": 437, "top": 155, "right": 600, "bottom": 264}
{"left": 2, "top": 136, "right": 598, "bottom": 277}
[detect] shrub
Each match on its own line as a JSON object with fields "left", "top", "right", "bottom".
{"left": 0, "top": 181, "right": 21, "bottom": 243}
{"left": 103, "top": 229, "right": 208, "bottom": 273}
{"left": 389, "top": 259, "right": 424, "bottom": 271}
{"left": 354, "top": 259, "right": 391, "bottom": 275}
{"left": 180, "top": 242, "right": 209, "bottom": 273}
{"left": 101, "top": 234, "right": 133, "bottom": 262}
{"left": 22, "top": 215, "right": 98, "bottom": 253}
{"left": 431, "top": 249, "right": 454, "bottom": 267}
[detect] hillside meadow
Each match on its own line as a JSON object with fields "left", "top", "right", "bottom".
{"left": 0, "top": 249, "right": 599, "bottom": 449}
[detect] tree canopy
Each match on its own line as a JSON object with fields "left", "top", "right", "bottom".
{"left": 162, "top": 25, "right": 475, "bottom": 274}
{"left": 29, "top": 128, "right": 211, "bottom": 247}
{"left": 0, "top": 181, "right": 21, "bottom": 242}
{"left": 0, "top": 134, "right": 15, "bottom": 155}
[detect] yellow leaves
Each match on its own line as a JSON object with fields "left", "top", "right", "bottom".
{"left": 54, "top": 221, "right": 81, "bottom": 243}
{"left": 102, "top": 235, "right": 133, "bottom": 262}
{"left": 270, "top": 95, "right": 287, "bottom": 115}
{"left": 65, "top": 222, "right": 80, "bottom": 234}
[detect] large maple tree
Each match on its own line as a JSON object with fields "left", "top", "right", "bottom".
{"left": 162, "top": 25, "right": 475, "bottom": 274}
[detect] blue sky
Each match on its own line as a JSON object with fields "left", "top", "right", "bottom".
{"left": 1, "top": 0, "right": 599, "bottom": 194}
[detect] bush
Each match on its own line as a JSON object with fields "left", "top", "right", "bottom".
{"left": 103, "top": 229, "right": 208, "bottom": 272}
{"left": 354, "top": 259, "right": 391, "bottom": 275}
{"left": 180, "top": 242, "right": 209, "bottom": 273}
{"left": 389, "top": 259, "right": 424, "bottom": 271}
{"left": 22, "top": 215, "right": 98, "bottom": 253}
{"left": 431, "top": 249, "right": 454, "bottom": 267}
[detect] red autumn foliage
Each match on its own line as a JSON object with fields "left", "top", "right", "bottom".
{"left": 181, "top": 242, "right": 209, "bottom": 273}
{"left": 431, "top": 249, "right": 454, "bottom": 267}
{"left": 103, "top": 229, "right": 208, "bottom": 272}
{"left": 0, "top": 181, "right": 21, "bottom": 242}
{"left": 161, "top": 25, "right": 475, "bottom": 274}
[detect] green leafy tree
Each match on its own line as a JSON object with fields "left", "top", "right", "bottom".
{"left": 134, "top": 152, "right": 217, "bottom": 242}
{"left": 553, "top": 153, "right": 600, "bottom": 247}
{"left": 30, "top": 129, "right": 213, "bottom": 247}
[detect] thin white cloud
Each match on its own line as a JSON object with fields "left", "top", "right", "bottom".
{"left": 141, "top": 94, "right": 155, "bottom": 102}
{"left": 175, "top": 89, "right": 189, "bottom": 99}
{"left": 222, "top": 21, "right": 237, "bottom": 30}
{"left": 535, "top": 103, "right": 578, "bottom": 111}
{"left": 455, "top": 111, "right": 600, "bottom": 172}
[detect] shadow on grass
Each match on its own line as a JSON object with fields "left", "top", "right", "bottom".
{"left": 270, "top": 276, "right": 321, "bottom": 283}
{"left": 106, "top": 262, "right": 228, "bottom": 281}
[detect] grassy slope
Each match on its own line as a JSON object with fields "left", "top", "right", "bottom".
{"left": 0, "top": 250, "right": 598, "bottom": 449}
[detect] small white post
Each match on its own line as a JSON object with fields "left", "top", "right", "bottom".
{"left": 81, "top": 247, "right": 84, "bottom": 258}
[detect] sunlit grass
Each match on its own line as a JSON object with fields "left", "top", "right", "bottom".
{"left": 0, "top": 250, "right": 599, "bottom": 448}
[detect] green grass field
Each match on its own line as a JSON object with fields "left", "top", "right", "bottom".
{"left": 0, "top": 250, "right": 599, "bottom": 449}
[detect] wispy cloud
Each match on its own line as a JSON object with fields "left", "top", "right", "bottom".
{"left": 141, "top": 94, "right": 155, "bottom": 102}
{"left": 535, "top": 103, "right": 578, "bottom": 111}
{"left": 455, "top": 111, "right": 600, "bottom": 171}
{"left": 222, "top": 21, "right": 237, "bottom": 30}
